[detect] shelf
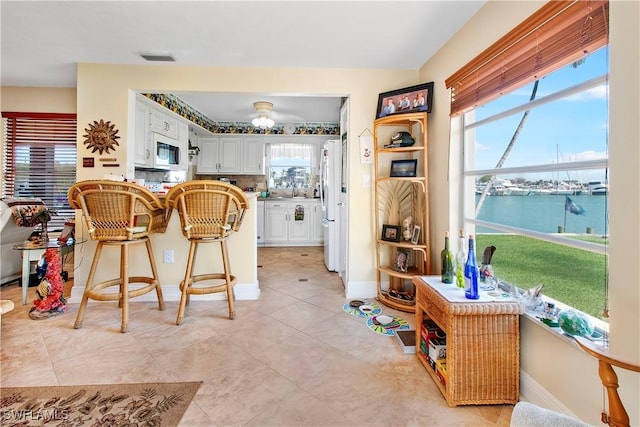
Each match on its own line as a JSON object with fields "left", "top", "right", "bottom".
{"left": 374, "top": 111, "right": 431, "bottom": 313}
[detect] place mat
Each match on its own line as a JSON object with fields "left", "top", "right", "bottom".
{"left": 342, "top": 300, "right": 382, "bottom": 317}
{"left": 366, "top": 315, "right": 411, "bottom": 336}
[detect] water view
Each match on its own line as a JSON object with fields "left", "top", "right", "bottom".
{"left": 476, "top": 193, "right": 608, "bottom": 236}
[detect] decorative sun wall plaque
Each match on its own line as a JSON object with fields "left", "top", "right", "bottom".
{"left": 83, "top": 119, "right": 120, "bottom": 154}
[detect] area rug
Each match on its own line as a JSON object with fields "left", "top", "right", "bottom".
{"left": 366, "top": 315, "right": 411, "bottom": 336}
{"left": 342, "top": 300, "right": 382, "bottom": 317}
{"left": 0, "top": 381, "right": 201, "bottom": 426}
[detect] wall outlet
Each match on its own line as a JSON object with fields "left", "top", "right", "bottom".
{"left": 163, "top": 249, "right": 174, "bottom": 263}
{"left": 256, "top": 182, "right": 265, "bottom": 190}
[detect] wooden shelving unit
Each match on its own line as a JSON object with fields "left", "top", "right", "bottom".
{"left": 374, "top": 112, "right": 431, "bottom": 312}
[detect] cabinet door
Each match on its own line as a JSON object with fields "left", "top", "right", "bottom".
{"left": 218, "top": 137, "right": 242, "bottom": 173}
{"left": 242, "top": 137, "right": 264, "bottom": 174}
{"left": 149, "top": 105, "right": 179, "bottom": 139}
{"left": 134, "top": 102, "right": 152, "bottom": 167}
{"left": 176, "top": 122, "right": 189, "bottom": 170}
{"left": 163, "top": 115, "right": 179, "bottom": 139}
{"left": 264, "top": 203, "right": 288, "bottom": 242}
{"left": 256, "top": 201, "right": 265, "bottom": 245}
{"left": 289, "top": 203, "right": 311, "bottom": 241}
{"left": 197, "top": 137, "right": 219, "bottom": 173}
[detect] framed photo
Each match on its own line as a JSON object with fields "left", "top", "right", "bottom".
{"left": 390, "top": 159, "right": 417, "bottom": 177}
{"left": 381, "top": 224, "right": 401, "bottom": 242}
{"left": 394, "top": 248, "right": 411, "bottom": 272}
{"left": 376, "top": 81, "right": 434, "bottom": 119}
{"left": 411, "top": 225, "right": 421, "bottom": 245}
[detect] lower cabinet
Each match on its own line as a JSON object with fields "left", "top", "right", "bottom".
{"left": 256, "top": 201, "right": 265, "bottom": 246}
{"left": 264, "top": 200, "right": 322, "bottom": 246}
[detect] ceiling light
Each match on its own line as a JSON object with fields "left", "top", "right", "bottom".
{"left": 251, "top": 101, "right": 275, "bottom": 129}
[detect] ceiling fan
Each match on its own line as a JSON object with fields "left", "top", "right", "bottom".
{"left": 251, "top": 101, "right": 275, "bottom": 129}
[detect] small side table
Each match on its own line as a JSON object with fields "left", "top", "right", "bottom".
{"left": 12, "top": 239, "right": 84, "bottom": 305}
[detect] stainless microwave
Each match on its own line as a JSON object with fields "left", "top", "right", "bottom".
{"left": 154, "top": 134, "right": 181, "bottom": 170}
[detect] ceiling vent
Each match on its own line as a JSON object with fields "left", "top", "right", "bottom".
{"left": 139, "top": 53, "right": 175, "bottom": 62}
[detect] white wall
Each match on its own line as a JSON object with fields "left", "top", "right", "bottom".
{"left": 419, "top": 1, "right": 639, "bottom": 424}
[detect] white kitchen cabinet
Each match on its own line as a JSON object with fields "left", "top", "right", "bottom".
{"left": 264, "top": 200, "right": 322, "bottom": 246}
{"left": 149, "top": 104, "right": 178, "bottom": 139}
{"left": 256, "top": 200, "right": 265, "bottom": 246}
{"left": 134, "top": 101, "right": 153, "bottom": 167}
{"left": 309, "top": 201, "right": 323, "bottom": 243}
{"left": 242, "top": 137, "right": 265, "bottom": 174}
{"left": 176, "top": 122, "right": 189, "bottom": 170}
{"left": 196, "top": 137, "right": 242, "bottom": 174}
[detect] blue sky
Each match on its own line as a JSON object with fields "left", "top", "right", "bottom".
{"left": 472, "top": 47, "right": 609, "bottom": 184}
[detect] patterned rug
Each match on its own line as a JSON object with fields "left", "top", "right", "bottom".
{"left": 366, "top": 315, "right": 411, "bottom": 336}
{"left": 342, "top": 300, "right": 382, "bottom": 317}
{"left": 0, "top": 381, "right": 201, "bottom": 426}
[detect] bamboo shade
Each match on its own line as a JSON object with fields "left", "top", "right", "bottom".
{"left": 445, "top": 0, "right": 609, "bottom": 116}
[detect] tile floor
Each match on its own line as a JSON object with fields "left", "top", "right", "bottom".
{"left": 1, "top": 246, "right": 514, "bottom": 426}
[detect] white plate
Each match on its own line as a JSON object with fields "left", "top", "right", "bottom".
{"left": 376, "top": 315, "right": 394, "bottom": 325}
{"left": 359, "top": 304, "right": 374, "bottom": 314}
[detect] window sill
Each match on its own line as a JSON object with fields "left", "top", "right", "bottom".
{"left": 520, "top": 297, "right": 608, "bottom": 349}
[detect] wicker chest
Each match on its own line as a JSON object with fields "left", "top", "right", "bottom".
{"left": 413, "top": 275, "right": 524, "bottom": 406}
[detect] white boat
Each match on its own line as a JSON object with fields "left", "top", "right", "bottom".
{"left": 500, "top": 179, "right": 529, "bottom": 196}
{"left": 588, "top": 181, "right": 609, "bottom": 195}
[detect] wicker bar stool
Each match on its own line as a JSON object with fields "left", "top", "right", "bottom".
{"left": 165, "top": 181, "right": 248, "bottom": 325}
{"left": 68, "top": 180, "right": 168, "bottom": 333}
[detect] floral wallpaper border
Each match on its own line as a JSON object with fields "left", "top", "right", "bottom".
{"left": 142, "top": 93, "right": 339, "bottom": 136}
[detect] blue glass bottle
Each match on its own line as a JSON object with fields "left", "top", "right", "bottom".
{"left": 464, "top": 235, "right": 479, "bottom": 299}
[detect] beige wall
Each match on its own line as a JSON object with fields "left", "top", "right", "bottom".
{"left": 72, "top": 64, "right": 418, "bottom": 292}
{"left": 419, "top": 0, "right": 639, "bottom": 424}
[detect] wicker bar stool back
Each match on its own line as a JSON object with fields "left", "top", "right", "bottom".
{"left": 68, "top": 180, "right": 167, "bottom": 333}
{"left": 165, "top": 181, "right": 249, "bottom": 325}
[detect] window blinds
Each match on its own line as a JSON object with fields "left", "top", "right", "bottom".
{"left": 445, "top": 0, "right": 609, "bottom": 116}
{"left": 2, "top": 112, "right": 77, "bottom": 228}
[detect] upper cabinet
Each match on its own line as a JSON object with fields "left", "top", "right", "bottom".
{"left": 242, "top": 138, "right": 265, "bottom": 174}
{"left": 134, "top": 95, "right": 189, "bottom": 170}
{"left": 149, "top": 105, "right": 178, "bottom": 139}
{"left": 134, "top": 101, "right": 153, "bottom": 168}
{"left": 196, "top": 136, "right": 264, "bottom": 175}
{"left": 196, "top": 137, "right": 242, "bottom": 174}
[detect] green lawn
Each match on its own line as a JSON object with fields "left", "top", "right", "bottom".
{"left": 475, "top": 234, "right": 608, "bottom": 319}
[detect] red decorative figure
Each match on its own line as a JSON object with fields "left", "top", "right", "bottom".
{"left": 29, "top": 248, "right": 68, "bottom": 319}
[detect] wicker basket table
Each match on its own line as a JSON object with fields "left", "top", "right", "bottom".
{"left": 413, "top": 275, "right": 524, "bottom": 406}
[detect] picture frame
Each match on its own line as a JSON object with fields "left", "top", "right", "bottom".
{"left": 394, "top": 248, "right": 411, "bottom": 273}
{"left": 376, "top": 81, "right": 434, "bottom": 119}
{"left": 390, "top": 159, "right": 418, "bottom": 177}
{"left": 411, "top": 225, "right": 421, "bottom": 245}
{"left": 381, "top": 224, "right": 401, "bottom": 242}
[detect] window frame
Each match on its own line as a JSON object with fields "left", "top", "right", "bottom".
{"left": 2, "top": 112, "right": 78, "bottom": 230}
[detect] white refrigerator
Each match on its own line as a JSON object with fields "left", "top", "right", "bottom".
{"left": 320, "top": 139, "right": 341, "bottom": 271}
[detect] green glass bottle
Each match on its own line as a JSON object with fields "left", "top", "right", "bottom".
{"left": 455, "top": 229, "right": 466, "bottom": 288}
{"left": 441, "top": 231, "right": 454, "bottom": 283}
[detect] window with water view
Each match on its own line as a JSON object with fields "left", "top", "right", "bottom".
{"left": 463, "top": 47, "right": 609, "bottom": 322}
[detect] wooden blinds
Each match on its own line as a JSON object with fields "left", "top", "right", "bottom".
{"left": 445, "top": 0, "right": 609, "bottom": 116}
{"left": 2, "top": 112, "right": 77, "bottom": 227}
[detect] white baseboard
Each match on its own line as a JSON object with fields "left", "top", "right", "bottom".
{"left": 520, "top": 370, "right": 582, "bottom": 418}
{"left": 68, "top": 281, "right": 260, "bottom": 303}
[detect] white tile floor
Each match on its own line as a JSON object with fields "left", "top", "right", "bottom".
{"left": 1, "top": 246, "right": 513, "bottom": 426}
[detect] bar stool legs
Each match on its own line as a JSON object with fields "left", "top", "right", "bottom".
{"left": 74, "top": 238, "right": 164, "bottom": 333}
{"left": 176, "top": 239, "right": 236, "bottom": 325}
